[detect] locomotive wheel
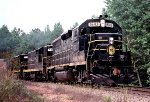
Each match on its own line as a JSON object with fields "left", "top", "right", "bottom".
{"left": 50, "top": 72, "right": 57, "bottom": 82}
{"left": 34, "top": 71, "right": 42, "bottom": 81}
{"left": 77, "top": 71, "right": 83, "bottom": 83}
{"left": 44, "top": 73, "right": 48, "bottom": 81}
{"left": 34, "top": 72, "right": 38, "bottom": 81}
{"left": 77, "top": 70, "right": 87, "bottom": 83}
{"left": 24, "top": 72, "right": 31, "bottom": 80}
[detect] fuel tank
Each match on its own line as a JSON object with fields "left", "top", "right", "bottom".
{"left": 55, "top": 70, "right": 75, "bottom": 81}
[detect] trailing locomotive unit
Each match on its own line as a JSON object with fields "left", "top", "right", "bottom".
{"left": 51, "top": 15, "right": 133, "bottom": 85}
{"left": 27, "top": 44, "right": 53, "bottom": 80}
{"left": 11, "top": 44, "right": 53, "bottom": 80}
{"left": 11, "top": 54, "right": 28, "bottom": 79}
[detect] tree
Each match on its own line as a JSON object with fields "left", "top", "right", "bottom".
{"left": 0, "top": 22, "right": 64, "bottom": 58}
{"left": 14, "top": 23, "right": 63, "bottom": 55}
{"left": 27, "top": 28, "right": 46, "bottom": 49}
{"left": 105, "top": 0, "right": 150, "bottom": 86}
{"left": 44, "top": 25, "right": 51, "bottom": 35}
{"left": 50, "top": 22, "right": 63, "bottom": 41}
{"left": 0, "top": 25, "right": 13, "bottom": 53}
{"left": 11, "top": 28, "right": 22, "bottom": 53}
{"left": 15, "top": 39, "right": 30, "bottom": 54}
{"left": 44, "top": 25, "right": 52, "bottom": 44}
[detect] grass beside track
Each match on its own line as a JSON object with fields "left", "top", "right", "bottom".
{"left": 0, "top": 68, "right": 43, "bottom": 102}
{"left": 24, "top": 80, "right": 150, "bottom": 102}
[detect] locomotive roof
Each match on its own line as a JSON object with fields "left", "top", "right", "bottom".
{"left": 20, "top": 54, "right": 28, "bottom": 56}
{"left": 28, "top": 50, "right": 36, "bottom": 54}
{"left": 27, "top": 43, "right": 52, "bottom": 55}
{"left": 51, "top": 18, "right": 122, "bottom": 44}
{"left": 78, "top": 18, "right": 122, "bottom": 31}
{"left": 13, "top": 54, "right": 28, "bottom": 59}
{"left": 52, "top": 36, "right": 61, "bottom": 43}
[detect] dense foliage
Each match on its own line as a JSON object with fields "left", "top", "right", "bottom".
{"left": 105, "top": 0, "right": 150, "bottom": 86}
{"left": 0, "top": 22, "right": 63, "bottom": 58}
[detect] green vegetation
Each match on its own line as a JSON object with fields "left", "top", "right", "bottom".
{"left": 103, "top": 96, "right": 111, "bottom": 102}
{"left": 0, "top": 70, "right": 43, "bottom": 102}
{"left": 105, "top": 0, "right": 150, "bottom": 86}
{"left": 0, "top": 22, "right": 63, "bottom": 58}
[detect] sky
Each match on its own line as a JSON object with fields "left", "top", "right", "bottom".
{"left": 0, "top": 0, "right": 105, "bottom": 33}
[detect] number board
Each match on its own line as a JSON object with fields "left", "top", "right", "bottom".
{"left": 88, "top": 22, "right": 113, "bottom": 28}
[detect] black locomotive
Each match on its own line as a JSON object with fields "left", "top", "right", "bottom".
{"left": 11, "top": 15, "right": 134, "bottom": 85}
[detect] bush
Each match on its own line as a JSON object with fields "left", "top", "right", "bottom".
{"left": 0, "top": 70, "right": 43, "bottom": 102}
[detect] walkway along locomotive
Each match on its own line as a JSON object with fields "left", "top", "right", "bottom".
{"left": 11, "top": 15, "right": 134, "bottom": 85}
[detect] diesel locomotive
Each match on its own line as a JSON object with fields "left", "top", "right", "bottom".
{"left": 11, "top": 15, "right": 134, "bottom": 85}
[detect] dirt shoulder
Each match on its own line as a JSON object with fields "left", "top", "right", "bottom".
{"left": 0, "top": 59, "right": 6, "bottom": 68}
{"left": 24, "top": 81, "right": 150, "bottom": 102}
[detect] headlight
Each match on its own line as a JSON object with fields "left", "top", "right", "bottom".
{"left": 48, "top": 48, "right": 53, "bottom": 52}
{"left": 109, "top": 37, "right": 114, "bottom": 44}
{"left": 100, "top": 19, "right": 105, "bottom": 27}
{"left": 24, "top": 56, "right": 28, "bottom": 59}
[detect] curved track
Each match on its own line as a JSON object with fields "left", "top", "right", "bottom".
{"left": 30, "top": 78, "right": 150, "bottom": 98}
{"left": 24, "top": 80, "right": 150, "bottom": 102}
{"left": 101, "top": 86, "right": 150, "bottom": 97}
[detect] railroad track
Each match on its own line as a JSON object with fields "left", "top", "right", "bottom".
{"left": 97, "top": 86, "right": 150, "bottom": 98}
{"left": 22, "top": 78, "right": 150, "bottom": 98}
{"left": 62, "top": 82, "right": 150, "bottom": 97}
{"left": 53, "top": 81, "right": 150, "bottom": 97}
{"left": 126, "top": 87, "right": 150, "bottom": 97}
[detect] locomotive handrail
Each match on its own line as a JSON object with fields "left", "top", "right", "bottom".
{"left": 94, "top": 33, "right": 122, "bottom": 35}
{"left": 90, "top": 44, "right": 99, "bottom": 59}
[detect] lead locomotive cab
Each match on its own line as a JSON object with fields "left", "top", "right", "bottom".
{"left": 78, "top": 15, "right": 133, "bottom": 84}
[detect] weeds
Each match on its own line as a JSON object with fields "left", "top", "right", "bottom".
{"left": 0, "top": 69, "right": 43, "bottom": 102}
{"left": 53, "top": 84, "right": 66, "bottom": 94}
{"left": 103, "top": 96, "right": 111, "bottom": 102}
